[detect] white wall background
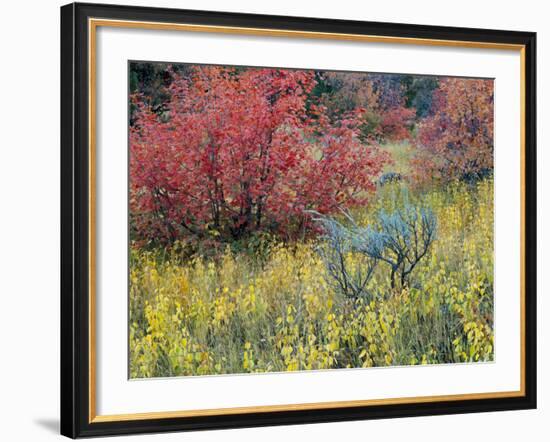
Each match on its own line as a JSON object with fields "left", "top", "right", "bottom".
{"left": 0, "top": 0, "right": 545, "bottom": 440}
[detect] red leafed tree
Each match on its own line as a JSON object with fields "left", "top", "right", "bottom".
{"left": 130, "top": 66, "right": 389, "bottom": 244}
{"left": 414, "top": 78, "right": 494, "bottom": 182}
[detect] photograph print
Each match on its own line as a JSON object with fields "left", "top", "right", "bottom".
{"left": 128, "top": 62, "right": 494, "bottom": 379}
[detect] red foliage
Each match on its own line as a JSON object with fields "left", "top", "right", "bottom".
{"left": 130, "top": 66, "right": 389, "bottom": 243}
{"left": 414, "top": 78, "right": 494, "bottom": 182}
{"left": 377, "top": 106, "right": 416, "bottom": 142}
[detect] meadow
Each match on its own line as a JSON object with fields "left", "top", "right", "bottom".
{"left": 129, "top": 64, "right": 494, "bottom": 378}
{"left": 129, "top": 173, "right": 494, "bottom": 378}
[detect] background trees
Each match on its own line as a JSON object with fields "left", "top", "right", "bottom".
{"left": 312, "top": 72, "right": 417, "bottom": 143}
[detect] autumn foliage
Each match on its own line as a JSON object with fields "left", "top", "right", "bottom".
{"left": 130, "top": 66, "right": 390, "bottom": 244}
{"left": 414, "top": 78, "right": 494, "bottom": 182}
{"left": 128, "top": 64, "right": 496, "bottom": 378}
{"left": 317, "top": 72, "right": 416, "bottom": 142}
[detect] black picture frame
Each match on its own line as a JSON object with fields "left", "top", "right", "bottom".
{"left": 61, "top": 2, "right": 537, "bottom": 438}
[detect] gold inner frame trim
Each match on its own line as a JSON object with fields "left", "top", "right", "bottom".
{"left": 88, "top": 17, "right": 527, "bottom": 424}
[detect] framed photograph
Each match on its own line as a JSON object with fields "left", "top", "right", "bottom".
{"left": 60, "top": 2, "right": 536, "bottom": 438}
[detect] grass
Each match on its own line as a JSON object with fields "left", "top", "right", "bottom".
{"left": 381, "top": 142, "right": 415, "bottom": 176}
{"left": 129, "top": 178, "right": 494, "bottom": 378}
